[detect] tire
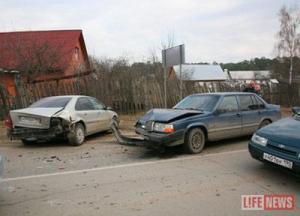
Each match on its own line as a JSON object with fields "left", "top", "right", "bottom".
{"left": 21, "top": 139, "right": 37, "bottom": 145}
{"left": 184, "top": 128, "right": 205, "bottom": 154}
{"left": 68, "top": 123, "right": 85, "bottom": 146}
{"left": 259, "top": 120, "right": 271, "bottom": 129}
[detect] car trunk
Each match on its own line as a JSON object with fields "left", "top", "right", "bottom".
{"left": 10, "top": 107, "right": 63, "bottom": 129}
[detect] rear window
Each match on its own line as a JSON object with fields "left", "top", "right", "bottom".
{"left": 29, "top": 97, "right": 72, "bottom": 108}
{"left": 75, "top": 97, "right": 95, "bottom": 110}
{"left": 254, "top": 96, "right": 266, "bottom": 108}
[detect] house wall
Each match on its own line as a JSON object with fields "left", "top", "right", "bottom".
{"left": 0, "top": 74, "right": 17, "bottom": 96}
{"left": 1, "top": 37, "right": 89, "bottom": 97}
{"left": 64, "top": 37, "right": 89, "bottom": 76}
{"left": 31, "top": 37, "right": 89, "bottom": 83}
{"left": 168, "top": 68, "right": 177, "bottom": 80}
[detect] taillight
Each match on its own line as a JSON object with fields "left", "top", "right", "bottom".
{"left": 4, "top": 115, "right": 13, "bottom": 129}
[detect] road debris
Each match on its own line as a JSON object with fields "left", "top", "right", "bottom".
{"left": 111, "top": 123, "right": 147, "bottom": 146}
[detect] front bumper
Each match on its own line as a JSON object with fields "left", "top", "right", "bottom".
{"left": 248, "top": 141, "right": 300, "bottom": 173}
{"left": 135, "top": 127, "right": 185, "bottom": 147}
{"left": 8, "top": 126, "right": 63, "bottom": 140}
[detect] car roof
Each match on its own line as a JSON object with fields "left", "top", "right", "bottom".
{"left": 34, "top": 95, "right": 90, "bottom": 100}
{"left": 191, "top": 92, "right": 257, "bottom": 96}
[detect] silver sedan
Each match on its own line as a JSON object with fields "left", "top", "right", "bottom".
{"left": 6, "top": 95, "right": 119, "bottom": 146}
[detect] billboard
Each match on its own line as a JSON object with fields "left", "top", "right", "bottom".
{"left": 162, "top": 44, "right": 185, "bottom": 67}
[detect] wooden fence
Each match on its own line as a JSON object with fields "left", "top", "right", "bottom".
{"left": 0, "top": 72, "right": 282, "bottom": 120}
{"left": 0, "top": 85, "right": 11, "bottom": 120}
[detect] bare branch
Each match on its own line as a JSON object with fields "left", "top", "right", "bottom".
{"left": 276, "top": 5, "right": 300, "bottom": 84}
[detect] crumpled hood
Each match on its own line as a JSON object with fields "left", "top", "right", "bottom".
{"left": 10, "top": 107, "right": 63, "bottom": 118}
{"left": 139, "top": 108, "right": 203, "bottom": 123}
{"left": 258, "top": 117, "right": 300, "bottom": 147}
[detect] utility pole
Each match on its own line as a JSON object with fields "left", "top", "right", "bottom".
{"left": 179, "top": 63, "right": 182, "bottom": 99}
{"left": 179, "top": 44, "right": 185, "bottom": 99}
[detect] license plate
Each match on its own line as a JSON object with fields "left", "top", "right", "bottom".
{"left": 263, "top": 153, "right": 293, "bottom": 169}
{"left": 20, "top": 116, "right": 40, "bottom": 125}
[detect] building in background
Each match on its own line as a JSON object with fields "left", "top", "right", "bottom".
{"left": 226, "top": 70, "right": 278, "bottom": 84}
{"left": 0, "top": 30, "right": 90, "bottom": 97}
{"left": 169, "top": 64, "right": 226, "bottom": 81}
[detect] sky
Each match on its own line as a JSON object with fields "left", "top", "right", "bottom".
{"left": 0, "top": 0, "right": 299, "bottom": 63}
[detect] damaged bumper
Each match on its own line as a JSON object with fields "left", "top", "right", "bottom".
{"left": 8, "top": 126, "right": 64, "bottom": 140}
{"left": 135, "top": 127, "right": 185, "bottom": 147}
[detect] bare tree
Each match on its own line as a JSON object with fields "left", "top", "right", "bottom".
{"left": 148, "top": 46, "right": 159, "bottom": 63}
{"left": 277, "top": 5, "right": 300, "bottom": 84}
{"left": 161, "top": 32, "right": 176, "bottom": 50}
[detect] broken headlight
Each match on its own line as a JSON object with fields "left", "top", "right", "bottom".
{"left": 50, "top": 118, "right": 62, "bottom": 126}
{"left": 153, "top": 123, "right": 175, "bottom": 133}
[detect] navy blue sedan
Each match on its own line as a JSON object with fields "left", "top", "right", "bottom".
{"left": 135, "top": 92, "right": 280, "bottom": 153}
{"left": 249, "top": 108, "right": 300, "bottom": 173}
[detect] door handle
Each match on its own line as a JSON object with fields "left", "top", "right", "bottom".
{"left": 236, "top": 113, "right": 241, "bottom": 117}
{"left": 83, "top": 113, "right": 87, "bottom": 116}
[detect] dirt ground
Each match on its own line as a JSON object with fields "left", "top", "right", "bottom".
{"left": 0, "top": 108, "right": 295, "bottom": 179}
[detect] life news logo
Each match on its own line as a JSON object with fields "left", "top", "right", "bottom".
{"left": 241, "top": 195, "right": 294, "bottom": 211}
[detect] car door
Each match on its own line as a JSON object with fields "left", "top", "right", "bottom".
{"left": 210, "top": 96, "right": 242, "bottom": 140}
{"left": 74, "top": 97, "right": 99, "bottom": 134}
{"left": 88, "top": 97, "right": 112, "bottom": 131}
{"left": 238, "top": 95, "right": 261, "bottom": 135}
{"left": 254, "top": 95, "right": 267, "bottom": 115}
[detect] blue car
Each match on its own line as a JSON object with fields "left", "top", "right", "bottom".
{"left": 249, "top": 107, "right": 300, "bottom": 173}
{"left": 136, "top": 92, "right": 280, "bottom": 153}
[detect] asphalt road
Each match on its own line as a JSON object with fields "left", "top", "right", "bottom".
{"left": 0, "top": 127, "right": 299, "bottom": 215}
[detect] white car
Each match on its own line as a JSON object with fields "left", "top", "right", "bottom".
{"left": 6, "top": 95, "right": 119, "bottom": 146}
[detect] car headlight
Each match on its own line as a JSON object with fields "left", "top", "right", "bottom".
{"left": 251, "top": 133, "right": 268, "bottom": 146}
{"left": 153, "top": 123, "right": 175, "bottom": 133}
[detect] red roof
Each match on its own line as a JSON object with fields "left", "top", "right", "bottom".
{"left": 0, "top": 30, "right": 87, "bottom": 71}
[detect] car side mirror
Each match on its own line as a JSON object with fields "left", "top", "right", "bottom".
{"left": 106, "top": 106, "right": 112, "bottom": 110}
{"left": 292, "top": 107, "right": 300, "bottom": 115}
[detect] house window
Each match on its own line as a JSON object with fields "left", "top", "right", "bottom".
{"left": 74, "top": 47, "right": 79, "bottom": 61}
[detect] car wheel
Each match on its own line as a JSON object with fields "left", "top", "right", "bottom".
{"left": 259, "top": 120, "right": 271, "bottom": 129}
{"left": 68, "top": 123, "right": 85, "bottom": 146}
{"left": 184, "top": 128, "right": 205, "bottom": 154}
{"left": 21, "top": 139, "right": 37, "bottom": 145}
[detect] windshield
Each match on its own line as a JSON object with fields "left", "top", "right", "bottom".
{"left": 174, "top": 95, "right": 220, "bottom": 111}
{"left": 29, "top": 97, "right": 72, "bottom": 108}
